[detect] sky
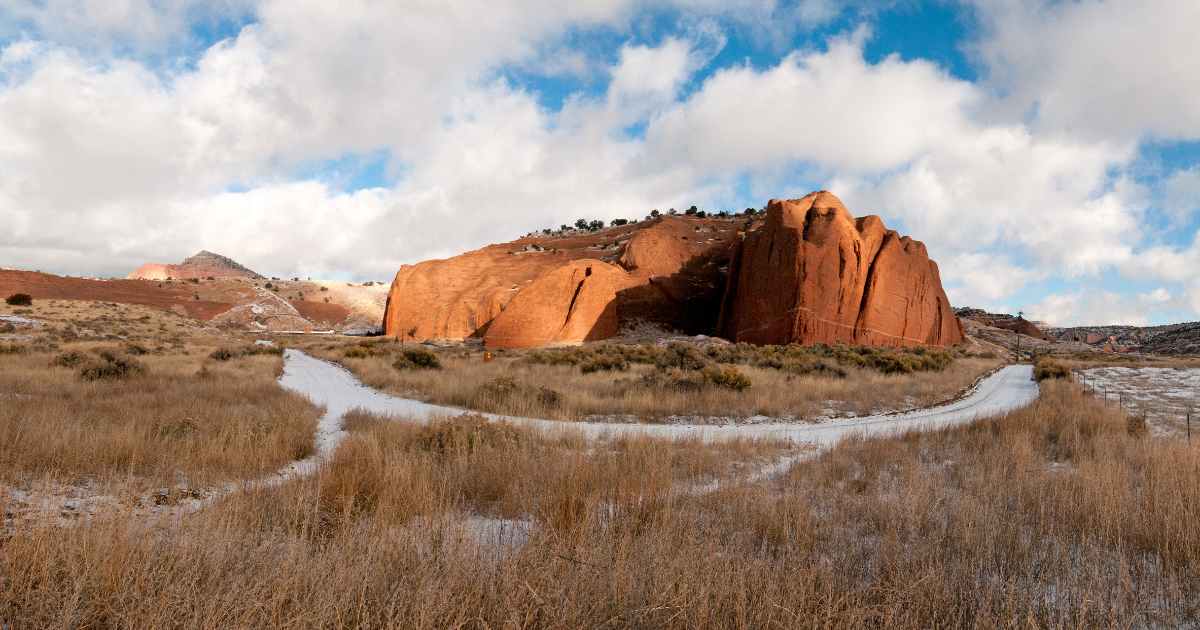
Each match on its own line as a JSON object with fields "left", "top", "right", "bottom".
{"left": 0, "top": 0, "right": 1198, "bottom": 327}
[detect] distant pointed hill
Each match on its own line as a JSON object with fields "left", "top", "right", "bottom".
{"left": 128, "top": 250, "right": 263, "bottom": 281}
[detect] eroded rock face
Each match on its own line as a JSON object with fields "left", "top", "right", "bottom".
{"left": 383, "top": 192, "right": 963, "bottom": 348}
{"left": 383, "top": 216, "right": 741, "bottom": 346}
{"left": 718, "top": 192, "right": 963, "bottom": 347}
{"left": 482, "top": 260, "right": 634, "bottom": 348}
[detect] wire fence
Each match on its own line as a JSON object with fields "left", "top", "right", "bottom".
{"left": 1076, "top": 372, "right": 1198, "bottom": 443}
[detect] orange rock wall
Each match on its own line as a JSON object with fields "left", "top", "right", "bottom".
{"left": 383, "top": 216, "right": 740, "bottom": 346}
{"left": 718, "top": 192, "right": 963, "bottom": 347}
{"left": 383, "top": 193, "right": 963, "bottom": 348}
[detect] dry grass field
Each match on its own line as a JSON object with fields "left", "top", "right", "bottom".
{"left": 3, "top": 377, "right": 1199, "bottom": 626}
{"left": 298, "top": 338, "right": 1001, "bottom": 422}
{"left": 7, "top": 297, "right": 1199, "bottom": 626}
{"left": 0, "top": 299, "right": 321, "bottom": 532}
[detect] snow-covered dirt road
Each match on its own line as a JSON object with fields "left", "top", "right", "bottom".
{"left": 279, "top": 349, "right": 1039, "bottom": 464}
{"left": 1, "top": 352, "right": 1039, "bottom": 531}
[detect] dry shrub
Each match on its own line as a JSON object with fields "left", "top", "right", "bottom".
{"left": 343, "top": 339, "right": 394, "bottom": 359}
{"left": 476, "top": 376, "right": 561, "bottom": 411}
{"left": 79, "top": 351, "right": 145, "bottom": 381}
{"left": 1034, "top": 357, "right": 1072, "bottom": 381}
{"left": 526, "top": 341, "right": 948, "bottom": 378}
{"left": 210, "top": 345, "right": 283, "bottom": 362}
{"left": 50, "top": 350, "right": 87, "bottom": 367}
{"left": 700, "top": 365, "right": 752, "bottom": 390}
{"left": 412, "top": 415, "right": 525, "bottom": 456}
{"left": 578, "top": 353, "right": 628, "bottom": 374}
{"left": 5, "top": 293, "right": 32, "bottom": 306}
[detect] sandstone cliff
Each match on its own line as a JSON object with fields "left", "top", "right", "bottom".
{"left": 383, "top": 216, "right": 740, "bottom": 347}
{"left": 717, "top": 192, "right": 963, "bottom": 347}
{"left": 384, "top": 192, "right": 963, "bottom": 348}
{"left": 481, "top": 260, "right": 635, "bottom": 348}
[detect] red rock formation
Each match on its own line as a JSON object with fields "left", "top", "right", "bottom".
{"left": 718, "top": 192, "right": 963, "bottom": 347}
{"left": 481, "top": 260, "right": 635, "bottom": 348}
{"left": 383, "top": 192, "right": 962, "bottom": 349}
{"left": 383, "top": 216, "right": 741, "bottom": 346}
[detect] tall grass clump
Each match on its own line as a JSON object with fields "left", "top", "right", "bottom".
{"left": 1034, "top": 357, "right": 1072, "bottom": 381}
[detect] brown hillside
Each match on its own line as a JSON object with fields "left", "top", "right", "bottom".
{"left": 0, "top": 269, "right": 231, "bottom": 320}
{"left": 1, "top": 269, "right": 378, "bottom": 332}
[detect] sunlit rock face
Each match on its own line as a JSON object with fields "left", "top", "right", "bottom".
{"left": 718, "top": 191, "right": 963, "bottom": 347}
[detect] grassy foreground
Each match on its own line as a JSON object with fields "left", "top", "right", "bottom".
{"left": 4, "top": 379, "right": 1199, "bottom": 627}
{"left": 0, "top": 340, "right": 319, "bottom": 496}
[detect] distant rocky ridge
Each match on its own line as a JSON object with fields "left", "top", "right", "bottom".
{"left": 1048, "top": 321, "right": 1200, "bottom": 355}
{"left": 384, "top": 191, "right": 965, "bottom": 349}
{"left": 128, "top": 250, "right": 263, "bottom": 281}
{"left": 955, "top": 308, "right": 1049, "bottom": 340}
{"left": 958, "top": 307, "right": 1200, "bottom": 356}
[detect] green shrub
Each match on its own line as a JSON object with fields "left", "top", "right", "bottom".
{"left": 393, "top": 347, "right": 441, "bottom": 370}
{"left": 5, "top": 293, "right": 32, "bottom": 306}
{"left": 0, "top": 343, "right": 27, "bottom": 355}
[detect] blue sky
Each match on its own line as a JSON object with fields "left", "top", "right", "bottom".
{"left": 0, "top": 0, "right": 1198, "bottom": 326}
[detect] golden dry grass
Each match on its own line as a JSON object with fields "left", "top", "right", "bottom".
{"left": 300, "top": 340, "right": 1000, "bottom": 421}
{"left": 0, "top": 298, "right": 234, "bottom": 347}
{"left": 0, "top": 341, "right": 319, "bottom": 494}
{"left": 3, "top": 381, "right": 1200, "bottom": 627}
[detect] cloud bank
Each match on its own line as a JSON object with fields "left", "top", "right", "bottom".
{"left": 1, "top": 0, "right": 1198, "bottom": 325}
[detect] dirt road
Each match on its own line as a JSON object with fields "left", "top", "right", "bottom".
{"left": 279, "top": 350, "right": 1039, "bottom": 463}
